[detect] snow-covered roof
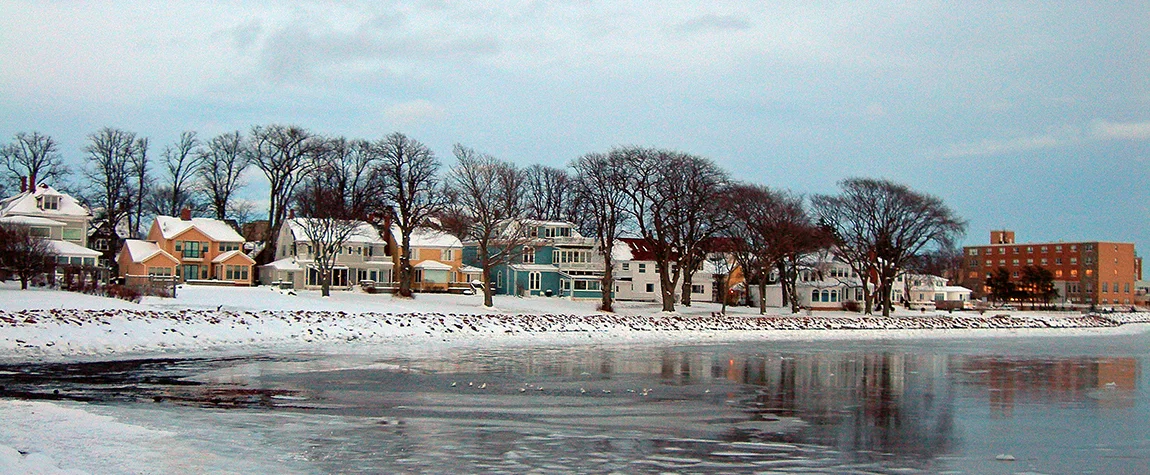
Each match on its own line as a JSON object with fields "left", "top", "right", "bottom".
{"left": 48, "top": 240, "right": 102, "bottom": 258}
{"left": 939, "top": 285, "right": 972, "bottom": 293}
{"left": 0, "top": 215, "right": 66, "bottom": 227}
{"left": 611, "top": 240, "right": 634, "bottom": 261}
{"left": 287, "top": 218, "right": 384, "bottom": 244}
{"left": 459, "top": 265, "right": 483, "bottom": 274}
{"left": 155, "top": 215, "right": 244, "bottom": 242}
{"left": 394, "top": 225, "right": 462, "bottom": 248}
{"left": 122, "top": 239, "right": 177, "bottom": 264}
{"left": 262, "top": 256, "right": 303, "bottom": 271}
{"left": 213, "top": 249, "right": 256, "bottom": 264}
{"left": 414, "top": 260, "right": 454, "bottom": 270}
{"left": 0, "top": 184, "right": 90, "bottom": 220}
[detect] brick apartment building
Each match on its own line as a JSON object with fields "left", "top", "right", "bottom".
{"left": 961, "top": 230, "right": 1143, "bottom": 307}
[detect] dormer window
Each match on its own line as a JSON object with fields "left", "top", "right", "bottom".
{"left": 39, "top": 195, "right": 60, "bottom": 210}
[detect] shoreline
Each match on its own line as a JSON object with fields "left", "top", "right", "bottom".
{"left": 2, "top": 307, "right": 1148, "bottom": 363}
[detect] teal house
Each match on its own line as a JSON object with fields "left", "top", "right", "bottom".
{"left": 462, "top": 220, "right": 606, "bottom": 299}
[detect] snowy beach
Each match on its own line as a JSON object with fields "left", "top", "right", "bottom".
{"left": 1, "top": 283, "right": 1148, "bottom": 361}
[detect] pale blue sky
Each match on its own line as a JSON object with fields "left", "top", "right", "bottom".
{"left": 1, "top": 1, "right": 1147, "bottom": 260}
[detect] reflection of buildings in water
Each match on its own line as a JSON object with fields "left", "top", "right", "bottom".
{"left": 729, "top": 353, "right": 957, "bottom": 460}
{"left": 955, "top": 356, "right": 1140, "bottom": 414}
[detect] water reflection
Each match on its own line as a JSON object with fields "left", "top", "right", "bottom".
{"left": 955, "top": 356, "right": 1139, "bottom": 415}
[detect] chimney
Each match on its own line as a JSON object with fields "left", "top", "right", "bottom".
{"left": 990, "top": 230, "right": 1015, "bottom": 245}
{"left": 289, "top": 208, "right": 295, "bottom": 219}
{"left": 28, "top": 173, "right": 36, "bottom": 192}
{"left": 180, "top": 207, "right": 192, "bottom": 221}
{"left": 20, "top": 176, "right": 27, "bottom": 193}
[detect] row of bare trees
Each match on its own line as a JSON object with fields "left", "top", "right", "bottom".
{"left": 2, "top": 127, "right": 965, "bottom": 315}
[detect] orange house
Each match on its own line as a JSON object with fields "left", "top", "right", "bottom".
{"left": 118, "top": 240, "right": 179, "bottom": 278}
{"left": 144, "top": 210, "right": 255, "bottom": 285}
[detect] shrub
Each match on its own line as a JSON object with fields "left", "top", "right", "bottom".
{"left": 842, "top": 300, "right": 861, "bottom": 313}
{"left": 105, "top": 284, "right": 142, "bottom": 303}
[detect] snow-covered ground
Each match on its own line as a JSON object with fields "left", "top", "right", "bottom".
{"left": 2, "top": 282, "right": 1149, "bottom": 474}
{"left": 1, "top": 282, "right": 1148, "bottom": 362}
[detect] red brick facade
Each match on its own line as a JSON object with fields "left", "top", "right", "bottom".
{"left": 961, "top": 230, "right": 1141, "bottom": 306}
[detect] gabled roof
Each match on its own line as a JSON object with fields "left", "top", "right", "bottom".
{"left": 286, "top": 218, "right": 385, "bottom": 244}
{"left": 414, "top": 259, "right": 454, "bottom": 270}
{"left": 212, "top": 249, "right": 256, "bottom": 264}
{"left": 0, "top": 183, "right": 90, "bottom": 219}
{"left": 122, "top": 239, "right": 178, "bottom": 265}
{"left": 616, "top": 237, "right": 661, "bottom": 261}
{"left": 392, "top": 225, "right": 462, "bottom": 248}
{"left": 154, "top": 215, "right": 244, "bottom": 242}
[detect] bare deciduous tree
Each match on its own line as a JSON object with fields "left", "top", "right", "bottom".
{"left": 248, "top": 124, "right": 316, "bottom": 265}
{"left": 198, "top": 131, "right": 250, "bottom": 222}
{"left": 571, "top": 149, "right": 630, "bottom": 312}
{"left": 524, "top": 164, "right": 572, "bottom": 221}
{"left": 151, "top": 131, "right": 204, "bottom": 217}
{"left": 618, "top": 147, "right": 686, "bottom": 312}
{"left": 125, "top": 136, "right": 150, "bottom": 238}
{"left": 0, "top": 223, "right": 57, "bottom": 290}
{"left": 83, "top": 128, "right": 139, "bottom": 235}
{"left": 376, "top": 132, "right": 442, "bottom": 298}
{"left": 813, "top": 178, "right": 966, "bottom": 316}
{"left": 664, "top": 154, "right": 728, "bottom": 307}
{"left": 441, "top": 145, "right": 530, "bottom": 308}
{"left": 1, "top": 131, "right": 69, "bottom": 192}
{"left": 291, "top": 137, "right": 376, "bottom": 297}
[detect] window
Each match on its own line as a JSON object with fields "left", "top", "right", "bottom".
{"left": 94, "top": 238, "right": 109, "bottom": 251}
{"left": 1012, "top": 247, "right": 1019, "bottom": 254}
{"left": 574, "top": 280, "right": 587, "bottom": 290}
{"left": 1103, "top": 282, "right": 1109, "bottom": 293}
{"left": 147, "top": 267, "right": 172, "bottom": 276}
{"left": 999, "top": 260, "right": 1006, "bottom": 266}
{"left": 985, "top": 260, "right": 992, "bottom": 267}
{"left": 1056, "top": 258, "right": 1062, "bottom": 265}
{"left": 645, "top": 283, "right": 654, "bottom": 293}
{"left": 1125, "top": 283, "right": 1131, "bottom": 293}
{"left": 691, "top": 284, "right": 704, "bottom": 294}
{"left": 1041, "top": 246, "right": 1048, "bottom": 253}
{"left": 1070, "top": 245, "right": 1077, "bottom": 252}
{"left": 1056, "top": 245, "right": 1063, "bottom": 252}
{"left": 1056, "top": 270, "right": 1063, "bottom": 277}
{"left": 622, "top": 263, "right": 630, "bottom": 271}
{"left": 638, "top": 263, "right": 646, "bottom": 273}
{"left": 442, "top": 249, "right": 454, "bottom": 261}
{"left": 218, "top": 242, "right": 240, "bottom": 252}
{"left": 522, "top": 246, "right": 534, "bottom": 264}
{"left": 1012, "top": 271, "right": 1019, "bottom": 278}
{"left": 529, "top": 272, "right": 541, "bottom": 290}
{"left": 1012, "top": 259, "right": 1019, "bottom": 266}
{"left": 1026, "top": 259, "right": 1033, "bottom": 265}
{"left": 40, "top": 195, "right": 60, "bottom": 210}
{"left": 30, "top": 226, "right": 50, "bottom": 238}
{"left": 1071, "top": 269, "right": 1078, "bottom": 277}
{"left": 408, "top": 247, "right": 418, "bottom": 260}
{"left": 998, "top": 248, "right": 1006, "bottom": 254}
{"left": 969, "top": 249, "right": 978, "bottom": 256}
{"left": 182, "top": 241, "right": 202, "bottom": 259}
{"left": 1026, "top": 246, "right": 1033, "bottom": 253}
{"left": 63, "top": 228, "right": 82, "bottom": 241}
{"left": 1070, "top": 257, "right": 1077, "bottom": 265}
{"left": 811, "top": 289, "right": 820, "bottom": 302}
{"left": 1041, "top": 258, "right": 1048, "bottom": 265}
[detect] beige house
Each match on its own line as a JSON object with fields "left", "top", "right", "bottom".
{"left": 400, "top": 226, "right": 466, "bottom": 292}
{"left": 262, "top": 218, "right": 394, "bottom": 290}
{"left": 0, "top": 182, "right": 101, "bottom": 268}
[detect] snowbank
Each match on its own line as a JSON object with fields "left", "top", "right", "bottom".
{"left": 1, "top": 284, "right": 1148, "bottom": 361}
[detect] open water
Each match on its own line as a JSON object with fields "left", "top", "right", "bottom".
{"left": 2, "top": 331, "right": 1148, "bottom": 474}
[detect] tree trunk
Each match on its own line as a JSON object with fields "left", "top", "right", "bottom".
{"left": 321, "top": 269, "right": 331, "bottom": 297}
{"left": 397, "top": 234, "right": 414, "bottom": 298}
{"left": 658, "top": 261, "right": 676, "bottom": 312}
{"left": 719, "top": 275, "right": 728, "bottom": 315}
{"left": 20, "top": 276, "right": 29, "bottom": 290}
{"left": 481, "top": 252, "right": 494, "bottom": 308}
{"left": 680, "top": 270, "right": 693, "bottom": 307}
{"left": 599, "top": 257, "right": 614, "bottom": 312}
{"left": 758, "top": 281, "right": 767, "bottom": 315}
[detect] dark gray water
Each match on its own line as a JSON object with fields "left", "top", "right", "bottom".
{"left": 3, "top": 332, "right": 1148, "bottom": 474}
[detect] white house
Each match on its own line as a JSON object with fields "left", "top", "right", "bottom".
{"left": 0, "top": 182, "right": 101, "bottom": 268}
{"left": 903, "top": 274, "right": 972, "bottom": 310}
{"left": 611, "top": 238, "right": 717, "bottom": 303}
{"left": 261, "top": 218, "right": 394, "bottom": 290}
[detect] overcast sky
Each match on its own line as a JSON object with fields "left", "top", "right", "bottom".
{"left": 2, "top": 1, "right": 1148, "bottom": 258}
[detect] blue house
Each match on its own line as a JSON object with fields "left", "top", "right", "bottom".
{"left": 462, "top": 220, "right": 606, "bottom": 299}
